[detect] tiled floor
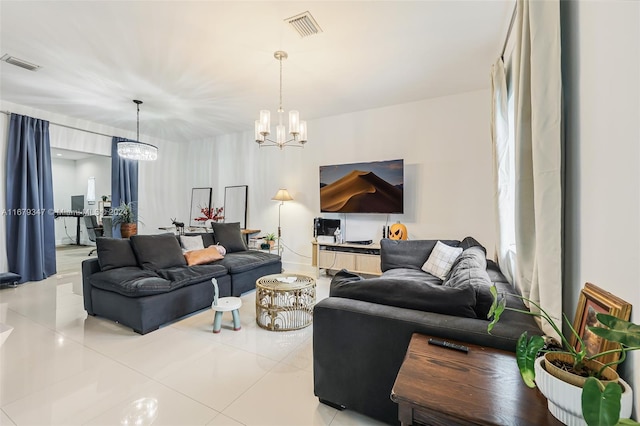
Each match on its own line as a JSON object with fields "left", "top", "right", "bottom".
{"left": 0, "top": 246, "right": 387, "bottom": 425}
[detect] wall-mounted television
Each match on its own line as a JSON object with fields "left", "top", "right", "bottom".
{"left": 319, "top": 159, "right": 404, "bottom": 214}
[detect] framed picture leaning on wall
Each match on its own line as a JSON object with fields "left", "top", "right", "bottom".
{"left": 571, "top": 282, "right": 632, "bottom": 369}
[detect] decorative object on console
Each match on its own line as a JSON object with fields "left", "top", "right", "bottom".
{"left": 571, "top": 282, "right": 631, "bottom": 367}
{"left": 224, "top": 185, "right": 248, "bottom": 229}
{"left": 272, "top": 188, "right": 293, "bottom": 256}
{"left": 255, "top": 51, "right": 308, "bottom": 149}
{"left": 189, "top": 187, "right": 213, "bottom": 226}
{"left": 171, "top": 218, "right": 185, "bottom": 235}
{"left": 117, "top": 100, "right": 158, "bottom": 161}
{"left": 388, "top": 221, "right": 407, "bottom": 240}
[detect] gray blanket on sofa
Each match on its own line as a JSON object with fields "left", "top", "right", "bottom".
{"left": 329, "top": 238, "right": 495, "bottom": 319}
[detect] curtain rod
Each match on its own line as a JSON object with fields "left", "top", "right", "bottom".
{"left": 500, "top": 3, "right": 517, "bottom": 59}
{"left": 1, "top": 110, "right": 115, "bottom": 139}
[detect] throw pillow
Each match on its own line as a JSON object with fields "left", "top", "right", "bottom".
{"left": 183, "top": 246, "right": 224, "bottom": 266}
{"left": 214, "top": 244, "right": 226, "bottom": 256}
{"left": 421, "top": 240, "right": 463, "bottom": 280}
{"left": 130, "top": 233, "right": 187, "bottom": 270}
{"left": 180, "top": 235, "right": 205, "bottom": 251}
{"left": 211, "top": 222, "right": 247, "bottom": 253}
{"left": 96, "top": 237, "right": 139, "bottom": 271}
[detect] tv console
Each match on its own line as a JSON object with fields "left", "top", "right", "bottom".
{"left": 311, "top": 241, "right": 381, "bottom": 277}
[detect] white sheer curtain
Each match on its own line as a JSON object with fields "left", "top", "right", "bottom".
{"left": 490, "top": 58, "right": 516, "bottom": 285}
{"left": 492, "top": 0, "right": 563, "bottom": 340}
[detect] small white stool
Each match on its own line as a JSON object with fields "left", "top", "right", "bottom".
{"left": 211, "top": 278, "right": 242, "bottom": 333}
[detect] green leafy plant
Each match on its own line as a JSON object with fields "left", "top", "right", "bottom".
{"left": 111, "top": 201, "right": 137, "bottom": 225}
{"left": 488, "top": 285, "right": 640, "bottom": 426}
{"left": 264, "top": 233, "right": 276, "bottom": 242}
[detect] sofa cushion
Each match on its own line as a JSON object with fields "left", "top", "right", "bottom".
{"left": 96, "top": 237, "right": 138, "bottom": 271}
{"left": 216, "top": 251, "right": 280, "bottom": 274}
{"left": 380, "top": 239, "right": 460, "bottom": 272}
{"left": 130, "top": 233, "right": 187, "bottom": 270}
{"left": 443, "top": 246, "right": 494, "bottom": 319}
{"left": 156, "top": 264, "right": 228, "bottom": 287}
{"left": 330, "top": 269, "right": 478, "bottom": 318}
{"left": 183, "top": 246, "right": 224, "bottom": 266}
{"left": 211, "top": 222, "right": 247, "bottom": 253}
{"left": 421, "top": 241, "right": 463, "bottom": 280}
{"left": 180, "top": 235, "right": 205, "bottom": 251}
{"left": 88, "top": 267, "right": 177, "bottom": 297}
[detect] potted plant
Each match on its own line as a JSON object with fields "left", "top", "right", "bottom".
{"left": 112, "top": 201, "right": 138, "bottom": 238}
{"left": 263, "top": 233, "right": 276, "bottom": 249}
{"left": 487, "top": 285, "right": 640, "bottom": 425}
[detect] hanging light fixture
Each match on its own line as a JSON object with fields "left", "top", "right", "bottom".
{"left": 117, "top": 100, "right": 158, "bottom": 161}
{"left": 255, "top": 51, "right": 308, "bottom": 149}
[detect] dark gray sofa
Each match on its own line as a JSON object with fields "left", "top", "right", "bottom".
{"left": 82, "top": 226, "right": 281, "bottom": 334}
{"left": 313, "top": 238, "right": 542, "bottom": 425}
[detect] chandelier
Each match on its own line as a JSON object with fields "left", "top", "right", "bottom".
{"left": 117, "top": 100, "right": 158, "bottom": 161}
{"left": 255, "top": 51, "right": 308, "bottom": 149}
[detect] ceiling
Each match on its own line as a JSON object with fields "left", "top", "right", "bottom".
{"left": 0, "top": 1, "right": 514, "bottom": 143}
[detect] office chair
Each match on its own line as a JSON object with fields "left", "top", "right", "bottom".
{"left": 83, "top": 215, "right": 104, "bottom": 256}
{"left": 102, "top": 216, "right": 113, "bottom": 238}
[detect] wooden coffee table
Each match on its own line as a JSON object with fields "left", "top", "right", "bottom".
{"left": 391, "top": 333, "right": 561, "bottom": 426}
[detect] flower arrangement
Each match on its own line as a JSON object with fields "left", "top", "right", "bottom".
{"left": 194, "top": 206, "right": 224, "bottom": 223}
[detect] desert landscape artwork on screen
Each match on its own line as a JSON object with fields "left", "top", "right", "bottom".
{"left": 319, "top": 159, "right": 404, "bottom": 214}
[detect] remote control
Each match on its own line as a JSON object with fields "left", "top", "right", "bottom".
{"left": 428, "top": 338, "right": 469, "bottom": 353}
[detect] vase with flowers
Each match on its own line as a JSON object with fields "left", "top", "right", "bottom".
{"left": 195, "top": 206, "right": 224, "bottom": 226}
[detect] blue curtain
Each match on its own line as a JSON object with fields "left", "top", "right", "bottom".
{"left": 5, "top": 114, "right": 56, "bottom": 282}
{"left": 111, "top": 137, "right": 138, "bottom": 238}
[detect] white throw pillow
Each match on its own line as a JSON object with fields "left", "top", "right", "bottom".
{"left": 180, "top": 235, "right": 205, "bottom": 251}
{"left": 421, "top": 241, "right": 463, "bottom": 280}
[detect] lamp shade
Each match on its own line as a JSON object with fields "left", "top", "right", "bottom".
{"left": 272, "top": 189, "right": 293, "bottom": 202}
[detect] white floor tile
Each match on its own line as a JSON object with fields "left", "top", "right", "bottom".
{"left": 156, "top": 344, "right": 277, "bottom": 412}
{"left": 2, "top": 360, "right": 150, "bottom": 425}
{"left": 84, "top": 380, "right": 220, "bottom": 426}
{"left": 0, "top": 249, "right": 385, "bottom": 426}
{"left": 223, "top": 363, "right": 338, "bottom": 426}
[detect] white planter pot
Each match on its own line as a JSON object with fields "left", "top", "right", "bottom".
{"left": 534, "top": 356, "right": 633, "bottom": 425}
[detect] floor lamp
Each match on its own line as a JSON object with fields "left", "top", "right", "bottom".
{"left": 272, "top": 189, "right": 293, "bottom": 256}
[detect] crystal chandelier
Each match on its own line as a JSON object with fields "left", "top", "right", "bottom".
{"left": 117, "top": 100, "right": 158, "bottom": 161}
{"left": 255, "top": 51, "right": 308, "bottom": 149}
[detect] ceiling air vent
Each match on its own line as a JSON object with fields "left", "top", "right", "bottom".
{"left": 285, "top": 11, "right": 322, "bottom": 38}
{"left": 1, "top": 54, "right": 41, "bottom": 71}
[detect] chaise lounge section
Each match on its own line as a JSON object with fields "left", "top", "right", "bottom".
{"left": 313, "top": 238, "right": 542, "bottom": 425}
{"left": 82, "top": 224, "right": 281, "bottom": 334}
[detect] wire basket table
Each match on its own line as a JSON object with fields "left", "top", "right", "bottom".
{"left": 255, "top": 273, "right": 316, "bottom": 331}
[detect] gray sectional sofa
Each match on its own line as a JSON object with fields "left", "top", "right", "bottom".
{"left": 82, "top": 223, "right": 281, "bottom": 334}
{"left": 313, "top": 237, "right": 543, "bottom": 425}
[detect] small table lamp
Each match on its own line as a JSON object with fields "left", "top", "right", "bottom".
{"left": 272, "top": 189, "right": 293, "bottom": 256}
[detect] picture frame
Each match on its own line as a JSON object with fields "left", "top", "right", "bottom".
{"left": 189, "top": 187, "right": 212, "bottom": 227}
{"left": 223, "top": 185, "right": 248, "bottom": 229}
{"left": 571, "top": 282, "right": 631, "bottom": 368}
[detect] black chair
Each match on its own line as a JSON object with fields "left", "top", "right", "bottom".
{"left": 83, "top": 215, "right": 103, "bottom": 256}
{"left": 102, "top": 216, "right": 113, "bottom": 238}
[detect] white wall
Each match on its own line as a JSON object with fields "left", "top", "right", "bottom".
{"left": 562, "top": 0, "right": 640, "bottom": 416}
{"left": 190, "top": 89, "right": 496, "bottom": 272}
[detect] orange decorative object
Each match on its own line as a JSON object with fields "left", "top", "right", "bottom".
{"left": 389, "top": 222, "right": 407, "bottom": 240}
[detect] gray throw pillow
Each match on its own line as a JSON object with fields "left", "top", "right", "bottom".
{"left": 211, "top": 222, "right": 247, "bottom": 253}
{"left": 130, "top": 233, "right": 187, "bottom": 270}
{"left": 96, "top": 237, "right": 139, "bottom": 271}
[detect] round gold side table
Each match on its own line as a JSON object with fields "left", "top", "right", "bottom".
{"left": 255, "top": 273, "right": 316, "bottom": 331}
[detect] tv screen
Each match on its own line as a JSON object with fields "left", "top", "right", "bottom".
{"left": 319, "top": 159, "right": 404, "bottom": 214}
